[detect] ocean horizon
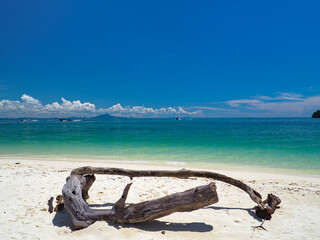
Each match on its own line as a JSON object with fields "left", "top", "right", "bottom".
{"left": 0, "top": 117, "right": 319, "bottom": 173}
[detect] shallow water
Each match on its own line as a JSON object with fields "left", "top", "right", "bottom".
{"left": 0, "top": 118, "right": 319, "bottom": 171}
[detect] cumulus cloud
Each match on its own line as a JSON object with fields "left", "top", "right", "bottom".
{"left": 0, "top": 94, "right": 43, "bottom": 116}
{"left": 3, "top": 92, "right": 317, "bottom": 118}
{"left": 0, "top": 94, "right": 198, "bottom": 118}
{"left": 98, "top": 103, "right": 200, "bottom": 117}
{"left": 0, "top": 94, "right": 98, "bottom": 118}
{"left": 44, "top": 98, "right": 96, "bottom": 113}
{"left": 21, "top": 94, "right": 41, "bottom": 105}
{"left": 0, "top": 100, "right": 23, "bottom": 112}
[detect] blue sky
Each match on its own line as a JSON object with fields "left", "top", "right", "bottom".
{"left": 0, "top": 0, "right": 320, "bottom": 117}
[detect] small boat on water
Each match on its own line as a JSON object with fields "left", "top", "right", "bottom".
{"left": 21, "top": 118, "right": 31, "bottom": 122}
{"left": 59, "top": 118, "right": 73, "bottom": 122}
{"left": 175, "top": 117, "right": 182, "bottom": 120}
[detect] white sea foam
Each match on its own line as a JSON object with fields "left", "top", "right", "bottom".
{"left": 166, "top": 161, "right": 186, "bottom": 166}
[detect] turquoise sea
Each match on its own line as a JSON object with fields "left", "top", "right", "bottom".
{"left": 0, "top": 118, "right": 319, "bottom": 172}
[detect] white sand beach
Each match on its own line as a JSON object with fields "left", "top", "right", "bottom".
{"left": 0, "top": 157, "right": 320, "bottom": 240}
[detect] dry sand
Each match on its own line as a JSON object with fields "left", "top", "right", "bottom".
{"left": 0, "top": 157, "right": 320, "bottom": 240}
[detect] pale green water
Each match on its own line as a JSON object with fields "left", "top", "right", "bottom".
{"left": 0, "top": 118, "right": 319, "bottom": 171}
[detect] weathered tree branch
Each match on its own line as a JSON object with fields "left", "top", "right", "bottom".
{"left": 62, "top": 166, "right": 281, "bottom": 229}
{"left": 63, "top": 174, "right": 218, "bottom": 229}
{"left": 48, "top": 197, "right": 54, "bottom": 213}
{"left": 71, "top": 167, "right": 267, "bottom": 207}
{"left": 111, "top": 182, "right": 132, "bottom": 214}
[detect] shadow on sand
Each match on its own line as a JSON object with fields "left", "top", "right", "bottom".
{"left": 52, "top": 209, "right": 73, "bottom": 229}
{"left": 52, "top": 209, "right": 213, "bottom": 232}
{"left": 52, "top": 204, "right": 261, "bottom": 232}
{"left": 110, "top": 221, "right": 213, "bottom": 232}
{"left": 206, "top": 206, "right": 262, "bottom": 222}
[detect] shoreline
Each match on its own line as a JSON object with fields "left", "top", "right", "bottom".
{"left": 1, "top": 155, "right": 319, "bottom": 177}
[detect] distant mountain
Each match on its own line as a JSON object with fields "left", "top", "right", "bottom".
{"left": 89, "top": 113, "right": 122, "bottom": 120}
{"left": 312, "top": 110, "right": 320, "bottom": 118}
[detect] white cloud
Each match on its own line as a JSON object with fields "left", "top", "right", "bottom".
{"left": 0, "top": 94, "right": 198, "bottom": 118}
{"left": 99, "top": 103, "right": 200, "bottom": 117}
{"left": 276, "top": 92, "right": 303, "bottom": 101}
{"left": 189, "top": 92, "right": 320, "bottom": 117}
{"left": 21, "top": 94, "right": 41, "bottom": 105}
{"left": 190, "top": 106, "right": 235, "bottom": 112}
{"left": 0, "top": 94, "right": 43, "bottom": 117}
{"left": 226, "top": 99, "right": 262, "bottom": 107}
{"left": 255, "top": 92, "right": 303, "bottom": 101}
{"left": 2, "top": 92, "right": 317, "bottom": 118}
{"left": 224, "top": 92, "right": 320, "bottom": 117}
{"left": 0, "top": 100, "right": 23, "bottom": 112}
{"left": 43, "top": 98, "right": 96, "bottom": 113}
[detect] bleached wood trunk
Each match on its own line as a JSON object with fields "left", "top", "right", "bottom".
{"left": 62, "top": 174, "right": 218, "bottom": 229}
{"left": 62, "top": 166, "right": 280, "bottom": 229}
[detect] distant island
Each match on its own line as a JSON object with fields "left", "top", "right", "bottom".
{"left": 59, "top": 113, "right": 121, "bottom": 121}
{"left": 312, "top": 110, "right": 320, "bottom": 118}
{"left": 89, "top": 113, "right": 122, "bottom": 120}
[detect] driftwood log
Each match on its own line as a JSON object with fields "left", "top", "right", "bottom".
{"left": 62, "top": 167, "right": 281, "bottom": 229}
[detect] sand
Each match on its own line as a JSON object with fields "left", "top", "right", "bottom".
{"left": 0, "top": 157, "right": 320, "bottom": 240}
